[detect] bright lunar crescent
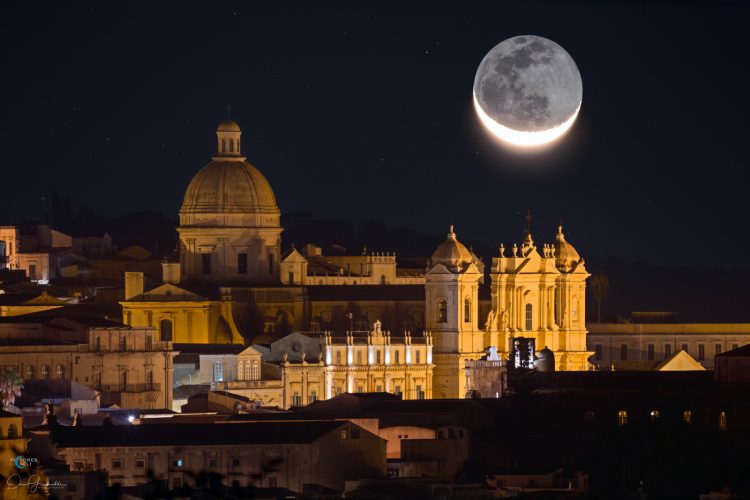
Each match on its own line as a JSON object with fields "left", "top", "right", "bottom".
{"left": 473, "top": 35, "right": 582, "bottom": 147}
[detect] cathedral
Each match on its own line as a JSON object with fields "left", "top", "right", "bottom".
{"left": 121, "top": 120, "right": 591, "bottom": 400}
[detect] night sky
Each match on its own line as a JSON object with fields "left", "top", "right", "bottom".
{"left": 2, "top": 2, "right": 748, "bottom": 268}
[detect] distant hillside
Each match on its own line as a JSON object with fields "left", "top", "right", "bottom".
{"left": 32, "top": 209, "right": 750, "bottom": 323}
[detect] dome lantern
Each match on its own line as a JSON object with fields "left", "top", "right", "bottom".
{"left": 216, "top": 120, "right": 242, "bottom": 158}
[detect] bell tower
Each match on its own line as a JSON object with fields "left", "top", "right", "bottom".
{"left": 425, "top": 226, "right": 485, "bottom": 398}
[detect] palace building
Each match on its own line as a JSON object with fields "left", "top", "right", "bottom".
{"left": 121, "top": 119, "right": 592, "bottom": 402}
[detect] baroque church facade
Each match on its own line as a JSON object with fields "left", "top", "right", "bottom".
{"left": 121, "top": 120, "right": 591, "bottom": 400}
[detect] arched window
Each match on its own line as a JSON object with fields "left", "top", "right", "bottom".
{"left": 8, "top": 424, "right": 18, "bottom": 439}
{"left": 237, "top": 361, "right": 245, "bottom": 380}
{"left": 229, "top": 139, "right": 234, "bottom": 152}
{"left": 56, "top": 364, "right": 65, "bottom": 379}
{"left": 25, "top": 365, "right": 34, "bottom": 380}
{"left": 437, "top": 300, "right": 448, "bottom": 323}
{"left": 160, "top": 319, "right": 172, "bottom": 342}
{"left": 222, "top": 139, "right": 226, "bottom": 152}
{"left": 719, "top": 411, "right": 727, "bottom": 431}
{"left": 40, "top": 365, "right": 49, "bottom": 380}
{"left": 464, "top": 298, "right": 471, "bottom": 323}
{"left": 525, "top": 303, "right": 533, "bottom": 331}
{"left": 252, "top": 360, "right": 260, "bottom": 380}
{"left": 617, "top": 410, "right": 628, "bottom": 426}
{"left": 213, "top": 361, "right": 224, "bottom": 382}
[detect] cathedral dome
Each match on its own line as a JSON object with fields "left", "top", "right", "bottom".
{"left": 217, "top": 119, "right": 241, "bottom": 132}
{"left": 179, "top": 121, "right": 280, "bottom": 228}
{"left": 554, "top": 225, "right": 580, "bottom": 273}
{"left": 428, "top": 225, "right": 476, "bottom": 272}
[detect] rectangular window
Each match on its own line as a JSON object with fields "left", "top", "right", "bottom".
{"left": 395, "top": 385, "right": 402, "bottom": 396}
{"left": 135, "top": 459, "right": 146, "bottom": 469}
{"left": 376, "top": 350, "right": 381, "bottom": 364}
{"left": 356, "top": 386, "right": 363, "bottom": 393}
{"left": 237, "top": 253, "right": 247, "bottom": 274}
{"left": 620, "top": 344, "right": 627, "bottom": 361}
{"left": 291, "top": 392, "right": 301, "bottom": 406}
{"left": 28, "top": 264, "right": 37, "bottom": 281}
{"left": 682, "top": 344, "right": 689, "bottom": 353}
{"left": 231, "top": 458, "right": 240, "bottom": 467}
{"left": 336, "top": 351, "right": 341, "bottom": 365}
{"left": 208, "top": 457, "right": 217, "bottom": 467}
{"left": 416, "top": 350, "right": 421, "bottom": 364}
{"left": 357, "top": 351, "right": 362, "bottom": 365}
{"left": 647, "top": 344, "right": 655, "bottom": 361}
{"left": 715, "top": 344, "right": 722, "bottom": 355}
{"left": 145, "top": 336, "right": 152, "bottom": 351}
{"left": 112, "top": 459, "right": 123, "bottom": 469}
{"left": 268, "top": 477, "right": 278, "bottom": 488}
{"left": 698, "top": 344, "right": 705, "bottom": 361}
{"left": 172, "top": 458, "right": 183, "bottom": 468}
{"left": 594, "top": 344, "right": 602, "bottom": 361}
{"left": 145, "top": 370, "right": 153, "bottom": 388}
{"left": 288, "top": 271, "right": 294, "bottom": 283}
{"left": 394, "top": 350, "right": 400, "bottom": 364}
{"left": 310, "top": 390, "right": 317, "bottom": 403}
{"left": 268, "top": 253, "right": 275, "bottom": 274}
{"left": 201, "top": 253, "right": 211, "bottom": 274}
{"left": 664, "top": 344, "right": 672, "bottom": 359}
{"left": 119, "top": 336, "right": 127, "bottom": 351}
{"left": 525, "top": 304, "right": 533, "bottom": 331}
{"left": 416, "top": 384, "right": 425, "bottom": 400}
{"left": 376, "top": 385, "right": 382, "bottom": 392}
{"left": 172, "top": 476, "right": 182, "bottom": 489}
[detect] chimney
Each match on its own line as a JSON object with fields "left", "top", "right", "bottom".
{"left": 124, "top": 272, "right": 144, "bottom": 300}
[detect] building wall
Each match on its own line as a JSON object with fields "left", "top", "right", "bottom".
{"left": 57, "top": 422, "right": 385, "bottom": 492}
{"left": 0, "top": 325, "right": 175, "bottom": 409}
{"left": 587, "top": 323, "right": 750, "bottom": 369}
{"left": 0, "top": 226, "right": 19, "bottom": 270}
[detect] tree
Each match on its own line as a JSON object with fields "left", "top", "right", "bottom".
{"left": 590, "top": 272, "right": 610, "bottom": 323}
{"left": 0, "top": 369, "right": 23, "bottom": 410}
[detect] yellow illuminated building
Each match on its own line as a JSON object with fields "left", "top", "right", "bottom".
{"left": 120, "top": 119, "right": 592, "bottom": 404}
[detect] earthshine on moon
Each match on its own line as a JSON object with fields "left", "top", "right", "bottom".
{"left": 473, "top": 35, "right": 582, "bottom": 148}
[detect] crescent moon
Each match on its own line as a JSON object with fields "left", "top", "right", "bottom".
{"left": 473, "top": 93, "right": 580, "bottom": 147}
{"left": 14, "top": 456, "right": 25, "bottom": 469}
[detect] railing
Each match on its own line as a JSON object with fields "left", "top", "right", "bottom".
{"left": 98, "top": 383, "right": 162, "bottom": 392}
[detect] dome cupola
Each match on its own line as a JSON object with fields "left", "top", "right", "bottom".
{"left": 554, "top": 225, "right": 581, "bottom": 272}
{"left": 428, "top": 225, "right": 477, "bottom": 272}
{"left": 179, "top": 120, "right": 280, "bottom": 228}
{"left": 216, "top": 119, "right": 242, "bottom": 157}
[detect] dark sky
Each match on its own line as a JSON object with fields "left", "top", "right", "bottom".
{"left": 1, "top": 2, "right": 748, "bottom": 268}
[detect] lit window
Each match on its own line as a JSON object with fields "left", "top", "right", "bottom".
{"left": 213, "top": 361, "right": 224, "bottom": 382}
{"left": 40, "top": 365, "right": 49, "bottom": 380}
{"left": 650, "top": 410, "right": 661, "bottom": 422}
{"left": 683, "top": 410, "right": 692, "bottom": 424}
{"left": 719, "top": 411, "right": 727, "bottom": 431}
{"left": 617, "top": 410, "right": 628, "bottom": 426}
{"left": 56, "top": 364, "right": 65, "bottom": 379}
